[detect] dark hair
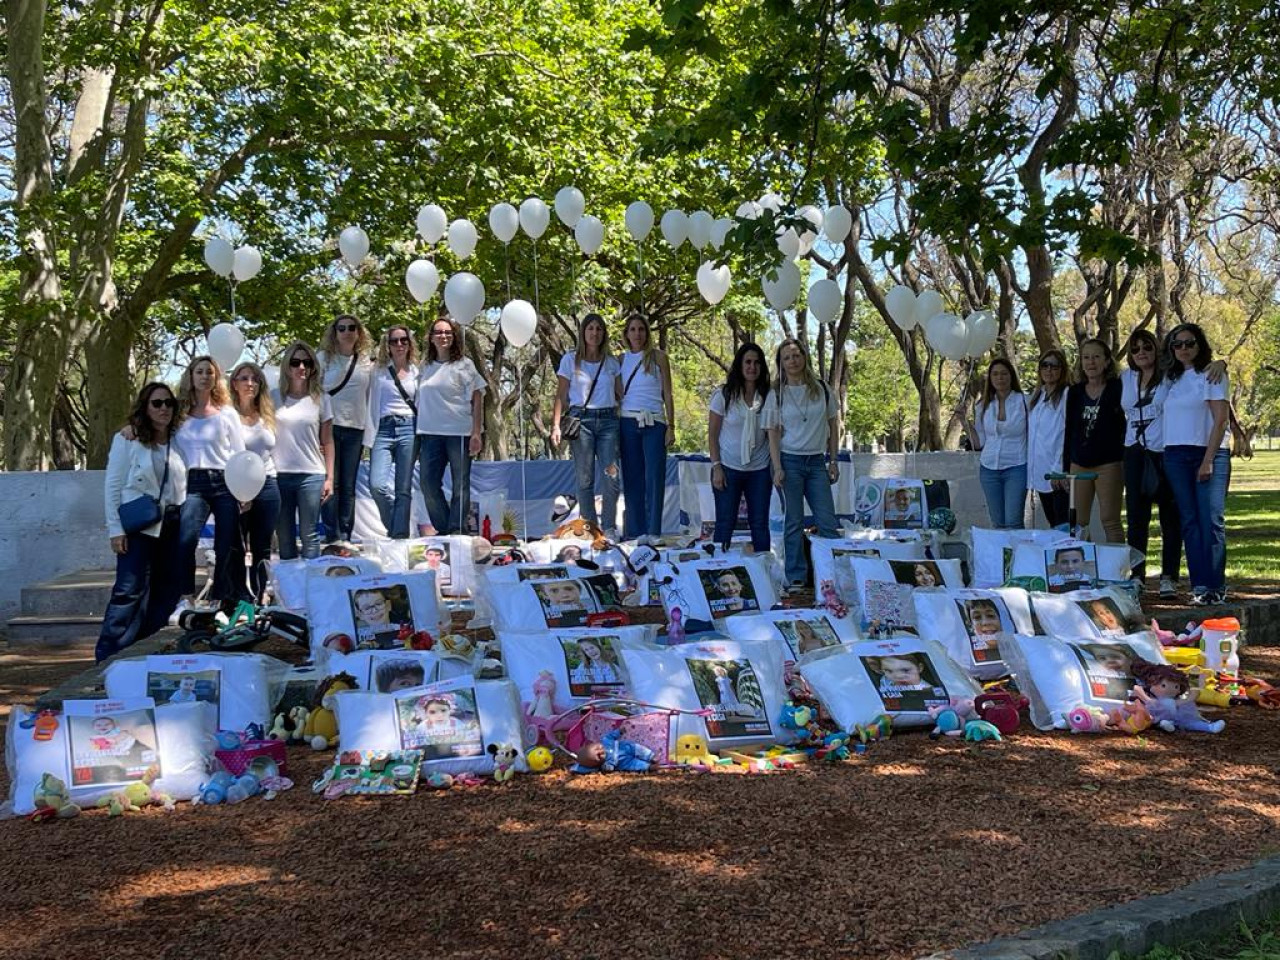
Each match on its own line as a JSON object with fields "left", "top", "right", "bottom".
{"left": 1125, "top": 329, "right": 1161, "bottom": 372}
{"left": 375, "top": 659, "right": 425, "bottom": 690}
{"left": 426, "top": 317, "right": 465, "bottom": 363}
{"left": 722, "top": 342, "right": 771, "bottom": 407}
{"left": 1131, "top": 658, "right": 1189, "bottom": 697}
{"left": 127, "top": 382, "right": 181, "bottom": 446}
{"left": 1030, "top": 349, "right": 1071, "bottom": 410}
{"left": 1074, "top": 338, "right": 1117, "bottom": 382}
{"left": 981, "top": 358, "right": 1022, "bottom": 407}
{"left": 1163, "top": 323, "right": 1213, "bottom": 383}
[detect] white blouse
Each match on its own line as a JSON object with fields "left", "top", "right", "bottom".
{"left": 619, "top": 352, "right": 664, "bottom": 414}
{"left": 974, "top": 392, "right": 1028, "bottom": 470}
{"left": 1026, "top": 390, "right": 1066, "bottom": 494}
{"left": 238, "top": 418, "right": 277, "bottom": 477}
{"left": 763, "top": 383, "right": 837, "bottom": 456}
{"left": 558, "top": 353, "right": 620, "bottom": 409}
{"left": 174, "top": 406, "right": 244, "bottom": 470}
{"left": 363, "top": 363, "right": 419, "bottom": 447}
{"left": 709, "top": 389, "right": 770, "bottom": 471}
{"left": 1163, "top": 369, "right": 1229, "bottom": 448}
{"left": 416, "top": 358, "right": 486, "bottom": 437}
{"left": 271, "top": 390, "right": 334, "bottom": 474}
{"left": 1120, "top": 368, "right": 1170, "bottom": 450}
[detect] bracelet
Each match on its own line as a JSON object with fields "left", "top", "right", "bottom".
{"left": 711, "top": 461, "right": 722, "bottom": 468}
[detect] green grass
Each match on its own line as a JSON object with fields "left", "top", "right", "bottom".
{"left": 1122, "top": 912, "right": 1280, "bottom": 959}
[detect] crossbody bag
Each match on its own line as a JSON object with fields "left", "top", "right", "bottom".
{"left": 118, "top": 441, "right": 171, "bottom": 535}
{"left": 561, "top": 357, "right": 608, "bottom": 441}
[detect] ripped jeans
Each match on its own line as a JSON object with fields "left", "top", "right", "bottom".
{"left": 569, "top": 407, "right": 619, "bottom": 532}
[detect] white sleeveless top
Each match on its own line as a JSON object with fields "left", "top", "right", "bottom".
{"left": 620, "top": 351, "right": 663, "bottom": 414}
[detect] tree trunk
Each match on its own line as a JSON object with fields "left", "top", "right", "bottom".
{"left": 83, "top": 316, "right": 136, "bottom": 468}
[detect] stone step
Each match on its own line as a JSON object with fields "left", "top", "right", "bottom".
{"left": 1142, "top": 593, "right": 1280, "bottom": 647}
{"left": 5, "top": 615, "right": 104, "bottom": 647}
{"left": 19, "top": 568, "right": 116, "bottom": 618}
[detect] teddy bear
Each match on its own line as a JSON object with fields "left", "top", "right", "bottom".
{"left": 30, "top": 773, "right": 80, "bottom": 822}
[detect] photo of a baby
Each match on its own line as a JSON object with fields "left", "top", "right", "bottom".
{"left": 560, "top": 635, "right": 625, "bottom": 697}
{"left": 350, "top": 585, "right": 415, "bottom": 648}
{"left": 67, "top": 708, "right": 161, "bottom": 787}
{"left": 146, "top": 670, "right": 220, "bottom": 711}
{"left": 1071, "top": 642, "right": 1137, "bottom": 701}
{"left": 532, "top": 579, "right": 594, "bottom": 628}
{"left": 395, "top": 687, "right": 484, "bottom": 761}
{"left": 860, "top": 652, "right": 949, "bottom": 712}
{"left": 774, "top": 617, "right": 842, "bottom": 659}
{"left": 1048, "top": 544, "right": 1097, "bottom": 593}
{"left": 1076, "top": 596, "right": 1131, "bottom": 636}
{"left": 697, "top": 566, "right": 760, "bottom": 616}
{"left": 955, "top": 596, "right": 1009, "bottom": 663}
{"left": 685, "top": 657, "right": 770, "bottom": 739}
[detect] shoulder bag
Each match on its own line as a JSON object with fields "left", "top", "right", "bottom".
{"left": 561, "top": 356, "right": 608, "bottom": 441}
{"left": 327, "top": 353, "right": 359, "bottom": 397}
{"left": 118, "top": 441, "right": 171, "bottom": 535}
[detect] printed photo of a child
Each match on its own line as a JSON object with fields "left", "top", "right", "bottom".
{"left": 774, "top": 617, "right": 841, "bottom": 659}
{"left": 697, "top": 566, "right": 759, "bottom": 616}
{"left": 685, "top": 657, "right": 770, "bottom": 739}
{"left": 532, "top": 579, "right": 594, "bottom": 628}
{"left": 67, "top": 709, "right": 161, "bottom": 787}
{"left": 891, "top": 560, "right": 945, "bottom": 589}
{"left": 1071, "top": 642, "right": 1137, "bottom": 701}
{"left": 373, "top": 657, "right": 430, "bottom": 693}
{"left": 955, "top": 596, "right": 1010, "bottom": 663}
{"left": 350, "top": 585, "right": 415, "bottom": 648}
{"left": 146, "top": 670, "right": 220, "bottom": 710}
{"left": 860, "top": 652, "right": 949, "bottom": 712}
{"left": 1048, "top": 544, "right": 1097, "bottom": 593}
{"left": 395, "top": 687, "right": 484, "bottom": 761}
{"left": 410, "top": 541, "right": 453, "bottom": 590}
{"left": 882, "top": 483, "right": 924, "bottom": 529}
{"left": 1076, "top": 596, "right": 1131, "bottom": 636}
{"left": 560, "top": 635, "right": 625, "bottom": 697}
{"left": 518, "top": 565, "right": 569, "bottom": 582}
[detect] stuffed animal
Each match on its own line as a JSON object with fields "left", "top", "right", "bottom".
{"left": 1066, "top": 705, "right": 1111, "bottom": 733}
{"left": 673, "top": 733, "right": 716, "bottom": 767}
{"left": 1131, "top": 660, "right": 1225, "bottom": 733}
{"left": 267, "top": 713, "right": 290, "bottom": 741}
{"left": 571, "top": 728, "right": 656, "bottom": 773}
{"left": 29, "top": 773, "right": 80, "bottom": 822}
{"left": 963, "top": 719, "right": 1002, "bottom": 742}
{"left": 305, "top": 672, "right": 358, "bottom": 750}
{"left": 928, "top": 706, "right": 964, "bottom": 739}
{"left": 1108, "top": 700, "right": 1152, "bottom": 735}
{"left": 814, "top": 731, "right": 853, "bottom": 761}
{"left": 819, "top": 580, "right": 848, "bottom": 619}
{"left": 98, "top": 767, "right": 175, "bottom": 815}
{"left": 778, "top": 702, "right": 815, "bottom": 734}
{"left": 854, "top": 714, "right": 893, "bottom": 745}
{"left": 488, "top": 742, "right": 519, "bottom": 783}
{"left": 288, "top": 706, "right": 311, "bottom": 744}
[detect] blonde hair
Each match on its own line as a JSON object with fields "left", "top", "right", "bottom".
{"left": 773, "top": 338, "right": 823, "bottom": 399}
{"left": 179, "top": 355, "right": 231, "bottom": 414}
{"left": 376, "top": 324, "right": 418, "bottom": 367}
{"left": 229, "top": 361, "right": 276, "bottom": 431}
{"left": 278, "top": 341, "right": 324, "bottom": 402}
{"left": 623, "top": 313, "right": 658, "bottom": 375}
{"left": 575, "top": 313, "right": 610, "bottom": 369}
{"left": 318, "top": 314, "right": 372, "bottom": 361}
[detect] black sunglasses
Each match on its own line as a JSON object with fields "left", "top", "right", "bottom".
{"left": 1170, "top": 338, "right": 1197, "bottom": 350}
{"left": 150, "top": 397, "right": 177, "bottom": 409}
{"left": 336, "top": 323, "right": 359, "bottom": 333}
{"left": 289, "top": 357, "right": 314, "bottom": 368}
{"left": 389, "top": 336, "right": 411, "bottom": 345}
{"left": 1039, "top": 359, "right": 1062, "bottom": 369}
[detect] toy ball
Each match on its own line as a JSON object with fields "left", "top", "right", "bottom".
{"left": 928, "top": 507, "right": 957, "bottom": 534}
{"left": 526, "top": 746, "right": 554, "bottom": 773}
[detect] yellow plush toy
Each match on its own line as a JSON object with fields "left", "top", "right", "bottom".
{"left": 673, "top": 733, "right": 716, "bottom": 766}
{"left": 305, "top": 672, "right": 357, "bottom": 750}
{"left": 30, "top": 773, "right": 80, "bottom": 822}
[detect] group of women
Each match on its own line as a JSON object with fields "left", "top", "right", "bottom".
{"left": 967, "top": 322, "right": 1233, "bottom": 605}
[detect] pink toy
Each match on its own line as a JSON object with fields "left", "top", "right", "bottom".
{"left": 530, "top": 671, "right": 556, "bottom": 718}
{"left": 1066, "top": 705, "right": 1110, "bottom": 733}
{"left": 667, "top": 606, "right": 686, "bottom": 645}
{"left": 820, "top": 580, "right": 848, "bottom": 619}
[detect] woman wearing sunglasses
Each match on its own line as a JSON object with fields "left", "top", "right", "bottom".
{"left": 317, "top": 314, "right": 374, "bottom": 544}
{"left": 273, "top": 341, "right": 335, "bottom": 559}
{"left": 1027, "top": 349, "right": 1071, "bottom": 527}
{"left": 98, "top": 382, "right": 189, "bottom": 661}
{"left": 229, "top": 362, "right": 279, "bottom": 598}
{"left": 364, "top": 325, "right": 419, "bottom": 538}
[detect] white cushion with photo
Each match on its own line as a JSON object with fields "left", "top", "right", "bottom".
{"left": 271, "top": 555, "right": 383, "bottom": 612}
{"left": 722, "top": 608, "right": 860, "bottom": 662}
{"left": 306, "top": 570, "right": 446, "bottom": 669}
{"left": 970, "top": 528, "right": 1067, "bottom": 588}
{"left": 809, "top": 535, "right": 928, "bottom": 597}
{"left": 620, "top": 638, "right": 791, "bottom": 749}
{"left": 1009, "top": 539, "right": 1133, "bottom": 592}
{"left": 5, "top": 698, "right": 215, "bottom": 815}
{"left": 843, "top": 556, "right": 965, "bottom": 606}
{"left": 1028, "top": 587, "right": 1150, "bottom": 642}
{"left": 375, "top": 535, "right": 481, "bottom": 599}
{"left": 500, "top": 626, "right": 654, "bottom": 711}
{"left": 332, "top": 677, "right": 527, "bottom": 776}
{"left": 799, "top": 637, "right": 982, "bottom": 731}
{"left": 654, "top": 555, "right": 779, "bottom": 630}
{"left": 488, "top": 572, "right": 627, "bottom": 634}
{"left": 471, "top": 561, "right": 593, "bottom": 627}
{"left": 1001, "top": 632, "right": 1169, "bottom": 730}
{"left": 521, "top": 539, "right": 608, "bottom": 565}
{"left": 912, "top": 588, "right": 1034, "bottom": 681}
{"left": 104, "top": 652, "right": 289, "bottom": 734}
{"left": 325, "top": 649, "right": 456, "bottom": 693}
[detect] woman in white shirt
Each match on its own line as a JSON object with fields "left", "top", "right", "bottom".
{"left": 966, "top": 358, "right": 1028, "bottom": 530}
{"left": 175, "top": 355, "right": 246, "bottom": 607}
{"left": 1026, "top": 349, "right": 1070, "bottom": 528}
{"left": 98, "top": 382, "right": 188, "bottom": 661}
{"left": 618, "top": 314, "right": 675, "bottom": 540}
{"left": 365, "top": 325, "right": 420, "bottom": 539}
{"left": 229, "top": 362, "right": 279, "bottom": 598}
{"left": 707, "top": 342, "right": 771, "bottom": 552}
{"left": 765, "top": 337, "right": 840, "bottom": 586}
{"left": 417, "top": 317, "right": 486, "bottom": 535}
{"left": 317, "top": 314, "right": 373, "bottom": 543}
{"left": 551, "top": 313, "right": 620, "bottom": 535}
{"left": 272, "top": 341, "right": 335, "bottom": 560}
{"left": 1161, "top": 323, "right": 1231, "bottom": 605}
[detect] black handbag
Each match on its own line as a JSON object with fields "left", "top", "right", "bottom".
{"left": 560, "top": 356, "right": 608, "bottom": 441}
{"left": 118, "top": 441, "right": 171, "bottom": 535}
{"left": 1134, "top": 383, "right": 1161, "bottom": 498}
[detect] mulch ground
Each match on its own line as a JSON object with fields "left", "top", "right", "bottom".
{"left": 3, "top": 619, "right": 1280, "bottom": 960}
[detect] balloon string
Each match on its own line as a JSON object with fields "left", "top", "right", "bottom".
{"left": 637, "top": 245, "right": 645, "bottom": 310}
{"left": 519, "top": 360, "right": 529, "bottom": 543}
{"left": 532, "top": 242, "right": 541, "bottom": 316}
{"left": 504, "top": 242, "right": 512, "bottom": 303}
{"left": 229, "top": 280, "right": 236, "bottom": 321}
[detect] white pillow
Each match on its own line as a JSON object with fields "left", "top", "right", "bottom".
{"left": 104, "top": 653, "right": 288, "bottom": 734}
{"left": 1009, "top": 539, "right": 1133, "bottom": 591}
{"left": 809, "top": 535, "right": 928, "bottom": 597}
{"left": 521, "top": 539, "right": 607, "bottom": 565}
{"left": 1002, "top": 632, "right": 1169, "bottom": 730}
{"left": 375, "top": 535, "right": 481, "bottom": 599}
{"left": 722, "top": 608, "right": 860, "bottom": 661}
{"left": 489, "top": 573, "right": 626, "bottom": 633}
{"left": 325, "top": 650, "right": 451, "bottom": 693}
{"left": 333, "top": 677, "right": 527, "bottom": 776}
{"left": 471, "top": 561, "right": 593, "bottom": 627}
{"left": 799, "top": 638, "right": 982, "bottom": 730}
{"left": 307, "top": 571, "right": 446, "bottom": 668}
{"left": 620, "top": 638, "right": 790, "bottom": 749}
{"left": 655, "top": 555, "right": 779, "bottom": 629}
{"left": 843, "top": 556, "right": 965, "bottom": 607}
{"left": 5, "top": 698, "right": 215, "bottom": 815}
{"left": 1028, "top": 587, "right": 1149, "bottom": 640}
{"left": 500, "top": 626, "right": 654, "bottom": 710}
{"left": 912, "top": 588, "right": 1034, "bottom": 681}
{"left": 271, "top": 555, "right": 384, "bottom": 612}
{"left": 970, "top": 528, "right": 1067, "bottom": 588}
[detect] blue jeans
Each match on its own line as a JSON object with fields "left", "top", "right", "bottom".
{"left": 570, "top": 408, "right": 619, "bottom": 531}
{"left": 419, "top": 433, "right": 471, "bottom": 535}
{"left": 712, "top": 465, "right": 772, "bottom": 553}
{"left": 1164, "top": 446, "right": 1230, "bottom": 592}
{"left": 370, "top": 415, "right": 418, "bottom": 538}
{"left": 619, "top": 416, "right": 667, "bottom": 539}
{"left": 179, "top": 468, "right": 247, "bottom": 601}
{"left": 277, "top": 472, "right": 326, "bottom": 560}
{"left": 241, "top": 475, "right": 280, "bottom": 599}
{"left": 322, "top": 424, "right": 363, "bottom": 542}
{"left": 97, "top": 509, "right": 182, "bottom": 662}
{"left": 979, "top": 463, "right": 1028, "bottom": 529}
{"left": 781, "top": 452, "right": 839, "bottom": 585}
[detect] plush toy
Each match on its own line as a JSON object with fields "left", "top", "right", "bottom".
{"left": 288, "top": 706, "right": 311, "bottom": 744}
{"left": 667, "top": 606, "right": 686, "bottom": 645}
{"left": 438, "top": 633, "right": 475, "bottom": 658}
{"left": 928, "top": 706, "right": 964, "bottom": 739}
{"left": 819, "top": 580, "right": 848, "bottom": 619}
{"left": 488, "top": 742, "right": 519, "bottom": 783}
{"left": 571, "top": 728, "right": 656, "bottom": 773}
{"left": 778, "top": 702, "right": 815, "bottom": 734}
{"left": 305, "top": 672, "right": 358, "bottom": 750}
{"left": 1131, "top": 660, "right": 1225, "bottom": 733}
{"left": 854, "top": 714, "right": 893, "bottom": 745}
{"left": 529, "top": 671, "right": 556, "bottom": 719}
{"left": 227, "top": 773, "right": 262, "bottom": 804}
{"left": 267, "top": 713, "right": 290, "bottom": 741}
{"left": 672, "top": 733, "right": 716, "bottom": 767}
{"left": 963, "top": 719, "right": 1002, "bottom": 742}
{"left": 29, "top": 773, "right": 80, "bottom": 822}
{"left": 814, "top": 731, "right": 853, "bottom": 761}
{"left": 98, "top": 767, "right": 176, "bottom": 815}
{"left": 1108, "top": 700, "right": 1152, "bottom": 735}
{"left": 1066, "top": 705, "right": 1111, "bottom": 733}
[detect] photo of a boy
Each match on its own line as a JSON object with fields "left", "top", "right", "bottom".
{"left": 374, "top": 658, "right": 429, "bottom": 693}
{"left": 697, "top": 566, "right": 759, "bottom": 616}
{"left": 1048, "top": 545, "right": 1096, "bottom": 593}
{"left": 146, "top": 670, "right": 220, "bottom": 715}
{"left": 955, "top": 597, "right": 1008, "bottom": 663}
{"left": 860, "top": 652, "right": 948, "bottom": 712}
{"left": 411, "top": 542, "right": 453, "bottom": 589}
{"left": 350, "top": 585, "right": 415, "bottom": 648}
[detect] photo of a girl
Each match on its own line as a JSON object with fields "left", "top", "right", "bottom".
{"left": 860, "top": 652, "right": 948, "bottom": 712}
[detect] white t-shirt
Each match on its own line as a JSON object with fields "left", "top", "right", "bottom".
{"left": 709, "top": 389, "right": 770, "bottom": 471}
{"left": 239, "top": 419, "right": 277, "bottom": 477}
{"left": 1120, "top": 368, "right": 1170, "bottom": 450}
{"left": 1162, "top": 369, "right": 1229, "bottom": 448}
{"left": 1026, "top": 391, "right": 1066, "bottom": 494}
{"left": 974, "top": 392, "right": 1028, "bottom": 470}
{"left": 271, "top": 390, "right": 334, "bottom": 474}
{"left": 318, "top": 351, "right": 374, "bottom": 430}
{"left": 416, "top": 358, "right": 486, "bottom": 437}
{"left": 175, "top": 406, "right": 244, "bottom": 469}
{"left": 372, "top": 364, "right": 419, "bottom": 421}
{"left": 557, "top": 353, "right": 620, "bottom": 409}
{"left": 764, "top": 382, "right": 838, "bottom": 456}
{"left": 620, "top": 352, "right": 664, "bottom": 414}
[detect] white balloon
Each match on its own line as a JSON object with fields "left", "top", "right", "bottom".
{"left": 207, "top": 322, "right": 245, "bottom": 372}
{"left": 625, "top": 201, "right": 654, "bottom": 242}
{"left": 660, "top": 209, "right": 689, "bottom": 249}
{"left": 519, "top": 197, "right": 550, "bottom": 240}
{"left": 231, "top": 245, "right": 262, "bottom": 282}
{"left": 225, "top": 450, "right": 266, "bottom": 502}
{"left": 696, "top": 261, "right": 732, "bottom": 305}
{"left": 776, "top": 227, "right": 801, "bottom": 259}
{"left": 574, "top": 215, "right": 605, "bottom": 256}
{"left": 926, "top": 312, "right": 968, "bottom": 360}
{"left": 338, "top": 226, "right": 369, "bottom": 267}
{"left": 758, "top": 192, "right": 784, "bottom": 213}
{"left": 885, "top": 284, "right": 918, "bottom": 329}
{"left": 553, "top": 187, "right": 585, "bottom": 228}
{"left": 405, "top": 259, "right": 440, "bottom": 303}
{"left": 965, "top": 310, "right": 999, "bottom": 356}
{"left": 808, "top": 278, "right": 842, "bottom": 323}
{"left": 686, "top": 211, "right": 714, "bottom": 251}
{"left": 824, "top": 204, "right": 852, "bottom": 244}
{"left": 447, "top": 218, "right": 478, "bottom": 259}
{"left": 416, "top": 204, "right": 448, "bottom": 244}
{"left": 203, "top": 237, "right": 234, "bottom": 278}
{"left": 913, "top": 289, "right": 944, "bottom": 331}
{"left": 488, "top": 203, "right": 519, "bottom": 244}
{"left": 710, "top": 218, "right": 734, "bottom": 250}
{"left": 796, "top": 230, "right": 816, "bottom": 258}
{"left": 444, "top": 272, "right": 485, "bottom": 325}
{"left": 798, "top": 204, "right": 824, "bottom": 235}
{"left": 500, "top": 299, "right": 538, "bottom": 348}
{"left": 762, "top": 259, "right": 801, "bottom": 312}
{"left": 735, "top": 200, "right": 762, "bottom": 221}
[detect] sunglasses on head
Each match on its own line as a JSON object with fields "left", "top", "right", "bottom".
{"left": 150, "top": 397, "right": 177, "bottom": 409}
{"left": 389, "top": 335, "right": 411, "bottom": 345}
{"left": 289, "top": 357, "right": 314, "bottom": 368}
{"left": 1171, "top": 338, "right": 1197, "bottom": 350}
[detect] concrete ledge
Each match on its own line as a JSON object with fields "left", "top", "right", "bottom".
{"left": 922, "top": 856, "right": 1280, "bottom": 959}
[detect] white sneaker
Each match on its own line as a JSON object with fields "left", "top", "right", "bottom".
{"left": 1159, "top": 577, "right": 1177, "bottom": 598}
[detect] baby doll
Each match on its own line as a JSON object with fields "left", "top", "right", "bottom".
{"left": 571, "top": 728, "right": 656, "bottom": 773}
{"left": 1130, "top": 659, "right": 1225, "bottom": 734}
{"left": 529, "top": 670, "right": 556, "bottom": 718}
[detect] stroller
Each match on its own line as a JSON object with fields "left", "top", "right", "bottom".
{"left": 176, "top": 549, "right": 308, "bottom": 653}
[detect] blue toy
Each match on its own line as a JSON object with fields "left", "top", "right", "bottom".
{"left": 571, "top": 727, "right": 657, "bottom": 773}
{"left": 778, "top": 702, "right": 814, "bottom": 734}
{"left": 814, "top": 731, "right": 853, "bottom": 761}
{"left": 963, "top": 719, "right": 1002, "bottom": 742}
{"left": 197, "top": 771, "right": 236, "bottom": 805}
{"left": 227, "top": 772, "right": 262, "bottom": 804}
